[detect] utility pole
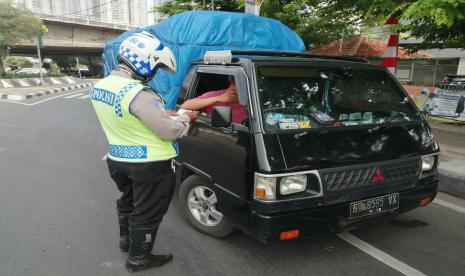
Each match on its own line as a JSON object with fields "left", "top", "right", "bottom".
{"left": 36, "top": 34, "right": 44, "bottom": 85}
{"left": 211, "top": 0, "right": 214, "bottom": 11}
{"left": 76, "top": 57, "right": 82, "bottom": 79}
{"left": 245, "top": 0, "right": 262, "bottom": 16}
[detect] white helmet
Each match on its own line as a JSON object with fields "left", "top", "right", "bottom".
{"left": 118, "top": 31, "right": 176, "bottom": 79}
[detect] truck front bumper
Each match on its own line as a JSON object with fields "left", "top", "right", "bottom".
{"left": 249, "top": 183, "right": 438, "bottom": 242}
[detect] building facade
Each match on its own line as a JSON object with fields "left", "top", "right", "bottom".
{"left": 310, "top": 35, "right": 462, "bottom": 87}
{"left": 16, "top": 0, "right": 161, "bottom": 28}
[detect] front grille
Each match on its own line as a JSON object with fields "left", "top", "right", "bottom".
{"left": 382, "top": 161, "right": 421, "bottom": 181}
{"left": 322, "top": 160, "right": 421, "bottom": 192}
{"left": 323, "top": 167, "right": 374, "bottom": 191}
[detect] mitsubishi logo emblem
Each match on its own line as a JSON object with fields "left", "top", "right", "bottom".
{"left": 371, "top": 168, "right": 385, "bottom": 182}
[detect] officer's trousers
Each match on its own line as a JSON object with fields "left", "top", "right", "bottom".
{"left": 107, "top": 159, "right": 176, "bottom": 228}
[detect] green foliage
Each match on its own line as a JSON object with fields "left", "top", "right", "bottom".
{"left": 153, "top": 0, "right": 465, "bottom": 50}
{"left": 0, "top": 0, "right": 45, "bottom": 72}
{"left": 154, "top": 0, "right": 243, "bottom": 17}
{"left": 0, "top": 1, "right": 44, "bottom": 55}
{"left": 358, "top": 0, "right": 465, "bottom": 50}
{"left": 49, "top": 62, "right": 62, "bottom": 74}
{"left": 153, "top": 0, "right": 366, "bottom": 48}
{"left": 261, "top": 1, "right": 371, "bottom": 48}
{"left": 0, "top": 72, "right": 65, "bottom": 79}
{"left": 4, "top": 56, "right": 32, "bottom": 70}
{"left": 43, "top": 61, "right": 62, "bottom": 74}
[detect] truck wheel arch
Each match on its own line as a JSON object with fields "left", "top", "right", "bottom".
{"left": 175, "top": 162, "right": 213, "bottom": 187}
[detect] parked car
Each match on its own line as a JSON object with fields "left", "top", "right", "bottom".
{"left": 173, "top": 51, "right": 440, "bottom": 241}
{"left": 439, "top": 74, "right": 465, "bottom": 90}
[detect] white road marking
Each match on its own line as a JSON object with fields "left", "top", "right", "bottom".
{"left": 433, "top": 198, "right": 465, "bottom": 215}
{"left": 63, "top": 93, "right": 86, "bottom": 99}
{"left": 78, "top": 94, "right": 90, "bottom": 99}
{"left": 64, "top": 77, "right": 76, "bottom": 84}
{"left": 337, "top": 232, "right": 426, "bottom": 276}
{"left": 29, "top": 89, "right": 89, "bottom": 105}
{"left": 49, "top": 77, "right": 62, "bottom": 84}
{"left": 0, "top": 89, "right": 90, "bottom": 106}
{"left": 6, "top": 95, "right": 26, "bottom": 101}
{"left": 0, "top": 98, "right": 31, "bottom": 105}
{"left": 17, "top": 79, "right": 30, "bottom": 87}
{"left": 1, "top": 80, "right": 13, "bottom": 88}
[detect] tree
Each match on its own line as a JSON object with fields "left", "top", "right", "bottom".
{"left": 154, "top": 0, "right": 243, "bottom": 16}
{"left": 153, "top": 0, "right": 465, "bottom": 51}
{"left": 153, "top": 0, "right": 366, "bottom": 49}
{"left": 260, "top": 1, "right": 370, "bottom": 48}
{"left": 356, "top": 0, "right": 465, "bottom": 51}
{"left": 0, "top": 0, "right": 45, "bottom": 73}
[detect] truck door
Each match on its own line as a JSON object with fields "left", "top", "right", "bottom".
{"left": 176, "top": 66, "right": 254, "bottom": 225}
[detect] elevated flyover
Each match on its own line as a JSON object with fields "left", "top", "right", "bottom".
{"left": 11, "top": 13, "right": 132, "bottom": 56}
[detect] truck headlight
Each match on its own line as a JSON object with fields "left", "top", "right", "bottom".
{"left": 280, "top": 175, "right": 307, "bottom": 195}
{"left": 254, "top": 174, "right": 276, "bottom": 200}
{"left": 421, "top": 155, "right": 436, "bottom": 171}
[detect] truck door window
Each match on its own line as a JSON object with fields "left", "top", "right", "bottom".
{"left": 177, "top": 67, "right": 197, "bottom": 105}
{"left": 183, "top": 73, "right": 249, "bottom": 126}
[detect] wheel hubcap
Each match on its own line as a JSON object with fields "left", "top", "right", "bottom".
{"left": 187, "top": 186, "right": 223, "bottom": 227}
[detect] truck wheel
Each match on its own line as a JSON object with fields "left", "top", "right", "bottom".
{"left": 179, "top": 175, "right": 234, "bottom": 238}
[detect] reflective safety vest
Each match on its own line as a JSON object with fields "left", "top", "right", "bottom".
{"left": 91, "top": 75, "right": 178, "bottom": 163}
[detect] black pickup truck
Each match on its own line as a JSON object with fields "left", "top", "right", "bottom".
{"left": 173, "top": 51, "right": 440, "bottom": 242}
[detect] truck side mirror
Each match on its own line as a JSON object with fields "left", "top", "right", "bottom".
{"left": 212, "top": 106, "right": 232, "bottom": 128}
{"left": 456, "top": 96, "right": 465, "bottom": 114}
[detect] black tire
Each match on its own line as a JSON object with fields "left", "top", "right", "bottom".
{"left": 178, "top": 174, "right": 235, "bottom": 238}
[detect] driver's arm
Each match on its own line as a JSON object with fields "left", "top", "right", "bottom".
{"left": 180, "top": 91, "right": 222, "bottom": 111}
{"left": 129, "top": 89, "right": 191, "bottom": 140}
{"left": 181, "top": 96, "right": 219, "bottom": 111}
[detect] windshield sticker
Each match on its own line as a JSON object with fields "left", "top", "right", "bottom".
{"left": 265, "top": 113, "right": 285, "bottom": 125}
{"left": 265, "top": 115, "right": 278, "bottom": 125}
{"left": 265, "top": 113, "right": 311, "bottom": 129}
{"left": 279, "top": 122, "right": 299, "bottom": 130}
{"left": 279, "top": 118, "right": 295, "bottom": 123}
{"left": 298, "top": 120, "right": 311, "bottom": 128}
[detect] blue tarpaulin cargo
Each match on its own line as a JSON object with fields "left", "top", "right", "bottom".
{"left": 102, "top": 11, "right": 305, "bottom": 108}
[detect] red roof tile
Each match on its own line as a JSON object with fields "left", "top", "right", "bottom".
{"left": 310, "top": 36, "right": 432, "bottom": 59}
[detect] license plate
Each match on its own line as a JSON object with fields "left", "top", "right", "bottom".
{"left": 349, "top": 193, "right": 399, "bottom": 219}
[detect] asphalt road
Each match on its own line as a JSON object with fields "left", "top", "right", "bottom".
{"left": 1, "top": 89, "right": 465, "bottom": 276}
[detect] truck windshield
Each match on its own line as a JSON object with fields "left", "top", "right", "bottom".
{"left": 257, "top": 65, "right": 421, "bottom": 131}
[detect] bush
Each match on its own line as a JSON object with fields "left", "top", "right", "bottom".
{"left": 0, "top": 72, "right": 66, "bottom": 79}
{"left": 43, "top": 61, "right": 62, "bottom": 74}
{"left": 4, "top": 56, "right": 33, "bottom": 71}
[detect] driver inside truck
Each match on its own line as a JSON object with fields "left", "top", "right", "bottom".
{"left": 181, "top": 76, "right": 248, "bottom": 124}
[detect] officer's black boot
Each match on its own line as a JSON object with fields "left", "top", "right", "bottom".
{"left": 125, "top": 226, "right": 173, "bottom": 272}
{"left": 117, "top": 211, "right": 130, "bottom": 252}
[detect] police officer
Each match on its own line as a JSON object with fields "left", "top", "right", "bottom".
{"left": 91, "top": 31, "right": 198, "bottom": 272}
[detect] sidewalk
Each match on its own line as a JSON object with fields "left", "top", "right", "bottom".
{"left": 0, "top": 79, "right": 95, "bottom": 101}
{"left": 430, "top": 122, "right": 465, "bottom": 199}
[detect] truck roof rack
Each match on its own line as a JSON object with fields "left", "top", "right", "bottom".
{"left": 230, "top": 50, "right": 368, "bottom": 63}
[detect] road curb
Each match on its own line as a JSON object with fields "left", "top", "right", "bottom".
{"left": 0, "top": 83, "right": 93, "bottom": 101}
{"left": 439, "top": 169, "right": 465, "bottom": 199}
{"left": 430, "top": 122, "right": 465, "bottom": 135}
